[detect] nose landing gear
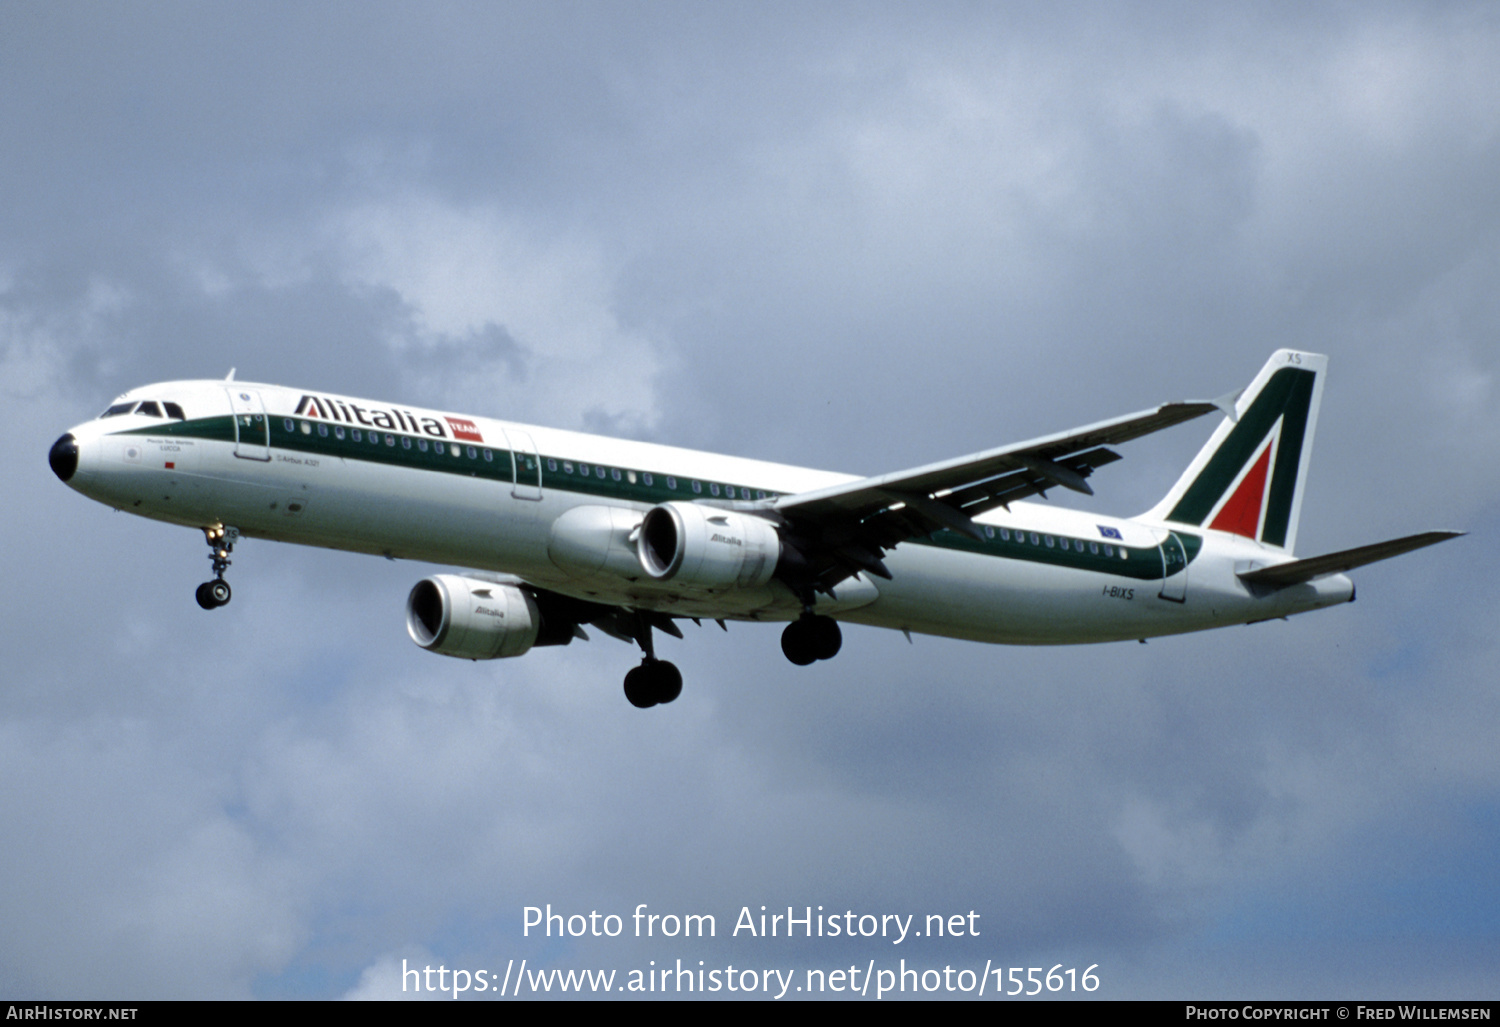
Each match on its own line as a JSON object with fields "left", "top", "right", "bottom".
{"left": 195, "top": 525, "right": 238, "bottom": 609}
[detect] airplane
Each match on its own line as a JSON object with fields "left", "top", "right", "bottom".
{"left": 48, "top": 349, "right": 1459, "bottom": 708}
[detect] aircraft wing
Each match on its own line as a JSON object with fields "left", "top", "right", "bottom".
{"left": 768, "top": 399, "right": 1219, "bottom": 589}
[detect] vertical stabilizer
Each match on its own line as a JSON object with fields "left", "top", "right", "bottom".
{"left": 1143, "top": 350, "right": 1326, "bottom": 553}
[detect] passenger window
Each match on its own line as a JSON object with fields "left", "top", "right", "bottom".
{"left": 1030, "top": 533, "right": 1039, "bottom": 545}
{"left": 418, "top": 438, "right": 428, "bottom": 451}
{"left": 643, "top": 473, "right": 654, "bottom": 486}
{"left": 467, "top": 446, "right": 477, "bottom": 458}
{"left": 596, "top": 466, "right": 605, "bottom": 478}
{"left": 336, "top": 426, "right": 346, "bottom": 440}
{"left": 484, "top": 449, "right": 493, "bottom": 462}
{"left": 710, "top": 483, "right": 721, "bottom": 496}
{"left": 578, "top": 463, "right": 589, "bottom": 476}
{"left": 563, "top": 461, "right": 573, "bottom": 473}
{"left": 352, "top": 429, "right": 362, "bottom": 442}
{"left": 402, "top": 436, "right": 411, "bottom": 449}
{"left": 547, "top": 459, "right": 557, "bottom": 472}
{"left": 283, "top": 418, "right": 295, "bottom": 432}
{"left": 612, "top": 468, "right": 621, "bottom": 481}
{"left": 301, "top": 421, "right": 312, "bottom": 434}
{"left": 318, "top": 424, "right": 328, "bottom": 437}
{"left": 1045, "top": 535, "right": 1055, "bottom": 547}
{"left": 666, "top": 476, "right": 677, "bottom": 490}
{"left": 692, "top": 480, "right": 702, "bottom": 494}
{"left": 1000, "top": 529, "right": 1010, "bottom": 541}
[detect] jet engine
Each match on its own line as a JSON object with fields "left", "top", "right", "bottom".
{"left": 636, "top": 502, "right": 781, "bottom": 590}
{"left": 406, "top": 575, "right": 547, "bottom": 660}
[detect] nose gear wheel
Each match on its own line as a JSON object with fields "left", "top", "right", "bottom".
{"left": 195, "top": 525, "right": 238, "bottom": 609}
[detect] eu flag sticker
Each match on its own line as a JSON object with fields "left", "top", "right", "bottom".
{"left": 1097, "top": 525, "right": 1122, "bottom": 539}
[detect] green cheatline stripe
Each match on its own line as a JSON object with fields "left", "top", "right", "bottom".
{"left": 123, "top": 416, "right": 1197, "bottom": 581}
{"left": 1166, "top": 366, "right": 1314, "bottom": 547}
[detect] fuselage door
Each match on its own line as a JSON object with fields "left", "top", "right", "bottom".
{"left": 1157, "top": 530, "right": 1188, "bottom": 602}
{"left": 224, "top": 388, "right": 271, "bottom": 462}
{"left": 504, "top": 429, "right": 542, "bottom": 500}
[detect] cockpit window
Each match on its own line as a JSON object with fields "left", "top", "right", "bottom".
{"left": 101, "top": 402, "right": 137, "bottom": 417}
{"left": 136, "top": 401, "right": 163, "bottom": 417}
{"left": 163, "top": 402, "right": 186, "bottom": 420}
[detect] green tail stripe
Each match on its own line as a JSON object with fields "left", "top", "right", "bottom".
{"left": 1166, "top": 367, "right": 1316, "bottom": 546}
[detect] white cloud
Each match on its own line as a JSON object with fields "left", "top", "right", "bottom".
{"left": 327, "top": 194, "right": 664, "bottom": 433}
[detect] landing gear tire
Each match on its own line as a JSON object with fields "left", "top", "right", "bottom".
{"left": 195, "top": 580, "right": 231, "bottom": 609}
{"left": 624, "top": 665, "right": 655, "bottom": 708}
{"left": 197, "top": 525, "right": 237, "bottom": 611}
{"left": 624, "top": 659, "right": 682, "bottom": 708}
{"left": 781, "top": 625, "right": 817, "bottom": 665}
{"left": 782, "top": 615, "right": 842, "bottom": 665}
{"left": 653, "top": 661, "right": 683, "bottom": 704}
{"left": 808, "top": 615, "right": 841, "bottom": 660}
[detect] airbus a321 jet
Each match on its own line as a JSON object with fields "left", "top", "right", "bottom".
{"left": 49, "top": 350, "right": 1458, "bottom": 708}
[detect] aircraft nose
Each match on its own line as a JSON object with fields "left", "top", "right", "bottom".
{"left": 49, "top": 433, "right": 79, "bottom": 482}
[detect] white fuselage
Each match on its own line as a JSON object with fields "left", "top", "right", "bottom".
{"left": 55, "top": 379, "right": 1354, "bottom": 646}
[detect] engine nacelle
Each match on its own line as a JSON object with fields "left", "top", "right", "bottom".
{"left": 637, "top": 502, "right": 780, "bottom": 590}
{"left": 406, "top": 575, "right": 541, "bottom": 660}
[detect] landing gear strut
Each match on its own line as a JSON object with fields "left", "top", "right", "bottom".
{"left": 623, "top": 610, "right": 683, "bottom": 708}
{"left": 781, "top": 613, "right": 842, "bottom": 666}
{"left": 195, "top": 525, "right": 237, "bottom": 610}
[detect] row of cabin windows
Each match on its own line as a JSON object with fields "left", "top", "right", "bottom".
{"left": 284, "top": 419, "right": 485, "bottom": 460}
{"left": 102, "top": 400, "right": 186, "bottom": 420}
{"left": 545, "top": 457, "right": 772, "bottom": 501}
{"left": 980, "top": 524, "right": 1127, "bottom": 559}
{"left": 282, "top": 417, "right": 768, "bottom": 497}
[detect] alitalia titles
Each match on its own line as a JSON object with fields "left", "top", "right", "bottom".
{"left": 293, "top": 395, "right": 484, "bottom": 443}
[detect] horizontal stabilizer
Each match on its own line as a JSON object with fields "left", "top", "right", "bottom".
{"left": 1237, "top": 531, "right": 1464, "bottom": 588}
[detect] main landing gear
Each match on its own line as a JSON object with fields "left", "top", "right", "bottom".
{"left": 781, "top": 613, "right": 842, "bottom": 666}
{"left": 624, "top": 659, "right": 683, "bottom": 709}
{"left": 623, "top": 610, "right": 683, "bottom": 709}
{"left": 195, "top": 525, "right": 238, "bottom": 610}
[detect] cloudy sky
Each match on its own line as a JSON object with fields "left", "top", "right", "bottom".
{"left": 3, "top": 1, "right": 1497, "bottom": 1000}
